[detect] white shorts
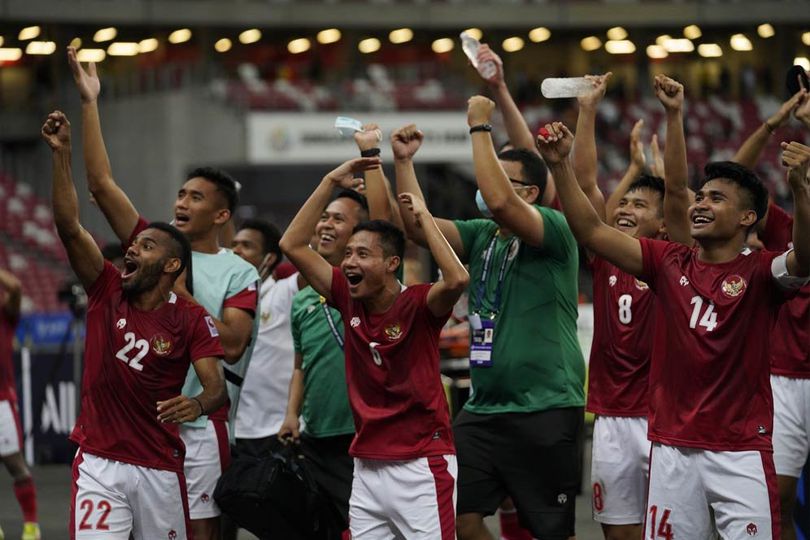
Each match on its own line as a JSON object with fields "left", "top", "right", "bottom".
{"left": 771, "top": 375, "right": 810, "bottom": 478}
{"left": 180, "top": 419, "right": 230, "bottom": 520}
{"left": 591, "top": 415, "right": 650, "bottom": 525}
{"left": 0, "top": 399, "right": 22, "bottom": 457}
{"left": 349, "top": 454, "right": 457, "bottom": 539}
{"left": 71, "top": 450, "right": 191, "bottom": 540}
{"left": 645, "top": 443, "right": 778, "bottom": 539}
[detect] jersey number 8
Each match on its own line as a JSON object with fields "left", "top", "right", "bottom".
{"left": 618, "top": 294, "right": 633, "bottom": 324}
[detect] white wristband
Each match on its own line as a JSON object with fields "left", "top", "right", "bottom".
{"left": 771, "top": 250, "right": 810, "bottom": 289}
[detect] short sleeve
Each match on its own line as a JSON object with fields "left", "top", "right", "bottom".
{"left": 188, "top": 309, "right": 225, "bottom": 362}
{"left": 638, "top": 237, "right": 671, "bottom": 286}
{"left": 761, "top": 202, "right": 794, "bottom": 252}
{"left": 86, "top": 261, "right": 122, "bottom": 306}
{"left": 224, "top": 285, "right": 258, "bottom": 318}
{"left": 328, "top": 266, "right": 350, "bottom": 313}
{"left": 122, "top": 216, "right": 151, "bottom": 251}
{"left": 453, "top": 219, "right": 491, "bottom": 263}
{"left": 535, "top": 206, "right": 576, "bottom": 261}
{"left": 413, "top": 284, "right": 452, "bottom": 329}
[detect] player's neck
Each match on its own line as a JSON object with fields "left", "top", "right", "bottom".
{"left": 498, "top": 226, "right": 513, "bottom": 239}
{"left": 189, "top": 233, "right": 220, "bottom": 255}
{"left": 129, "top": 283, "right": 172, "bottom": 311}
{"left": 696, "top": 237, "right": 745, "bottom": 264}
{"left": 364, "top": 280, "right": 400, "bottom": 314}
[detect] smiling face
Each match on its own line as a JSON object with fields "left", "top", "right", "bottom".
{"left": 232, "top": 228, "right": 266, "bottom": 271}
{"left": 689, "top": 179, "right": 758, "bottom": 242}
{"left": 612, "top": 187, "right": 664, "bottom": 239}
{"left": 121, "top": 228, "right": 181, "bottom": 294}
{"left": 315, "top": 197, "right": 366, "bottom": 266}
{"left": 340, "top": 230, "right": 399, "bottom": 300}
{"left": 173, "top": 177, "right": 230, "bottom": 242}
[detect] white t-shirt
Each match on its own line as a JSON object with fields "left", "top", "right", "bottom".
{"left": 234, "top": 273, "right": 299, "bottom": 439}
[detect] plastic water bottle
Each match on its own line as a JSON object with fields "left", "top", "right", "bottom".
{"left": 540, "top": 77, "right": 594, "bottom": 99}
{"left": 460, "top": 32, "right": 497, "bottom": 80}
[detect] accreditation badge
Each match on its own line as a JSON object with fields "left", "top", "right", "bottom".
{"left": 470, "top": 315, "right": 495, "bottom": 368}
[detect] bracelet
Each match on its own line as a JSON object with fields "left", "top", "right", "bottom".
{"left": 764, "top": 121, "right": 775, "bottom": 134}
{"left": 360, "top": 148, "right": 381, "bottom": 157}
{"left": 469, "top": 124, "right": 493, "bottom": 134}
{"left": 192, "top": 397, "right": 205, "bottom": 416}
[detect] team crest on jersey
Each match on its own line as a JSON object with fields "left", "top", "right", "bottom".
{"left": 507, "top": 240, "right": 520, "bottom": 261}
{"left": 384, "top": 323, "right": 403, "bottom": 341}
{"left": 261, "top": 311, "right": 271, "bottom": 325}
{"left": 350, "top": 317, "right": 361, "bottom": 328}
{"left": 150, "top": 334, "right": 173, "bottom": 356}
{"left": 721, "top": 275, "right": 747, "bottom": 298}
{"left": 116, "top": 318, "right": 126, "bottom": 330}
{"left": 608, "top": 275, "right": 617, "bottom": 287}
{"left": 635, "top": 279, "right": 649, "bottom": 291}
{"left": 746, "top": 522, "right": 758, "bottom": 536}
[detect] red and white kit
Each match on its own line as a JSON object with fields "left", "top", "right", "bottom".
{"left": 70, "top": 263, "right": 224, "bottom": 539}
{"left": 0, "top": 313, "right": 22, "bottom": 458}
{"left": 329, "top": 267, "right": 456, "bottom": 539}
{"left": 638, "top": 238, "right": 799, "bottom": 539}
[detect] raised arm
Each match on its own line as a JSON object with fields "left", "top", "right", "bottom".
{"left": 572, "top": 73, "right": 612, "bottom": 221}
{"left": 654, "top": 75, "right": 692, "bottom": 246}
{"left": 733, "top": 90, "right": 806, "bottom": 169}
{"left": 606, "top": 119, "right": 646, "bottom": 221}
{"left": 279, "top": 158, "right": 381, "bottom": 301}
{"left": 468, "top": 96, "right": 544, "bottom": 247}
{"left": 390, "top": 125, "right": 464, "bottom": 256}
{"left": 537, "top": 122, "right": 643, "bottom": 276}
{"left": 354, "top": 123, "right": 404, "bottom": 230}
{"left": 782, "top": 141, "right": 810, "bottom": 278}
{"left": 157, "top": 357, "right": 227, "bottom": 424}
{"left": 399, "top": 193, "right": 469, "bottom": 316}
{"left": 42, "top": 111, "right": 104, "bottom": 290}
{"left": 0, "top": 269, "right": 21, "bottom": 321}
{"left": 67, "top": 46, "right": 139, "bottom": 243}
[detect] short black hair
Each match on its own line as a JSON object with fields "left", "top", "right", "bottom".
{"left": 352, "top": 220, "right": 405, "bottom": 261}
{"left": 187, "top": 167, "right": 238, "bottom": 214}
{"left": 239, "top": 218, "right": 282, "bottom": 268}
{"left": 334, "top": 189, "right": 370, "bottom": 221}
{"left": 101, "top": 243, "right": 124, "bottom": 262}
{"left": 145, "top": 222, "right": 192, "bottom": 289}
{"left": 497, "top": 148, "right": 548, "bottom": 200}
{"left": 702, "top": 161, "right": 768, "bottom": 224}
{"left": 627, "top": 174, "right": 666, "bottom": 216}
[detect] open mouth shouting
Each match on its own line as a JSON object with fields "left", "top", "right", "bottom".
{"left": 344, "top": 269, "right": 363, "bottom": 291}
{"left": 615, "top": 216, "right": 637, "bottom": 233}
{"left": 319, "top": 231, "right": 336, "bottom": 249}
{"left": 121, "top": 256, "right": 140, "bottom": 282}
{"left": 174, "top": 212, "right": 191, "bottom": 228}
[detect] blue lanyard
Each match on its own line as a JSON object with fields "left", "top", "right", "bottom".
{"left": 475, "top": 233, "right": 518, "bottom": 316}
{"left": 320, "top": 302, "right": 344, "bottom": 350}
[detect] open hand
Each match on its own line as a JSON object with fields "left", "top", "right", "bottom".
{"left": 767, "top": 89, "right": 807, "bottom": 130}
{"left": 535, "top": 122, "right": 574, "bottom": 165}
{"left": 157, "top": 395, "right": 203, "bottom": 423}
{"left": 67, "top": 46, "right": 101, "bottom": 103}
{"left": 782, "top": 141, "right": 810, "bottom": 189}
{"left": 325, "top": 157, "right": 380, "bottom": 189}
{"left": 629, "top": 119, "right": 646, "bottom": 168}
{"left": 41, "top": 111, "right": 71, "bottom": 151}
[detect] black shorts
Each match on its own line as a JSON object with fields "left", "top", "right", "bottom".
{"left": 300, "top": 433, "right": 354, "bottom": 528}
{"left": 454, "top": 407, "right": 584, "bottom": 540}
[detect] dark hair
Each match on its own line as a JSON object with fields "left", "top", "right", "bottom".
{"left": 626, "top": 174, "right": 666, "bottom": 216}
{"left": 335, "top": 189, "right": 369, "bottom": 217}
{"left": 101, "top": 243, "right": 124, "bottom": 262}
{"left": 145, "top": 222, "right": 193, "bottom": 291}
{"left": 702, "top": 161, "right": 768, "bottom": 225}
{"left": 238, "top": 218, "right": 282, "bottom": 270}
{"left": 352, "top": 220, "right": 405, "bottom": 261}
{"left": 497, "top": 148, "right": 548, "bottom": 200}
{"left": 187, "top": 167, "right": 238, "bottom": 213}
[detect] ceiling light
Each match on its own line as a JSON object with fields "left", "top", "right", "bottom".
{"left": 656, "top": 34, "right": 671, "bottom": 46}
{"left": 138, "top": 38, "right": 158, "bottom": 53}
{"left": 168, "top": 29, "right": 192, "bottom": 44}
{"left": 502, "top": 36, "right": 525, "bottom": 52}
{"left": 580, "top": 36, "right": 602, "bottom": 52}
{"left": 757, "top": 24, "right": 775, "bottom": 38}
{"left": 794, "top": 57, "right": 810, "bottom": 71}
{"left": 25, "top": 41, "right": 56, "bottom": 55}
{"left": 107, "top": 42, "right": 139, "bottom": 56}
{"left": 239, "top": 29, "right": 261, "bottom": 45}
{"left": 432, "top": 38, "right": 454, "bottom": 54}
{"left": 803, "top": 32, "right": 810, "bottom": 46}
{"left": 358, "top": 38, "right": 381, "bottom": 54}
{"left": 0, "top": 48, "right": 23, "bottom": 61}
{"left": 288, "top": 38, "right": 311, "bottom": 54}
{"left": 389, "top": 28, "right": 413, "bottom": 44}
{"left": 69, "top": 37, "right": 81, "bottom": 49}
{"left": 317, "top": 28, "right": 341, "bottom": 45}
{"left": 528, "top": 27, "right": 551, "bottom": 43}
{"left": 0, "top": 37, "right": 4, "bottom": 47}
{"left": 605, "top": 40, "right": 636, "bottom": 54}
{"left": 463, "top": 28, "right": 482, "bottom": 41}
{"left": 18, "top": 26, "right": 40, "bottom": 41}
{"left": 607, "top": 27, "right": 627, "bottom": 41}
{"left": 730, "top": 34, "right": 753, "bottom": 51}
{"left": 663, "top": 38, "right": 695, "bottom": 53}
{"left": 698, "top": 43, "right": 723, "bottom": 58}
{"left": 646, "top": 45, "right": 668, "bottom": 59}
{"left": 683, "top": 25, "right": 702, "bottom": 40}
{"left": 76, "top": 49, "right": 105, "bottom": 63}
{"left": 214, "top": 38, "right": 232, "bottom": 53}
{"left": 93, "top": 27, "right": 117, "bottom": 43}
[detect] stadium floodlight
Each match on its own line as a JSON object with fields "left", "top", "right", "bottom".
{"left": 580, "top": 36, "right": 602, "bottom": 52}
{"left": 77, "top": 48, "right": 106, "bottom": 63}
{"left": 502, "top": 37, "right": 524, "bottom": 53}
{"left": 607, "top": 27, "right": 627, "bottom": 41}
{"left": 794, "top": 57, "right": 810, "bottom": 71}
{"left": 214, "top": 38, "right": 232, "bottom": 53}
{"left": 25, "top": 41, "right": 56, "bottom": 55}
{"left": 605, "top": 40, "right": 635, "bottom": 54}
{"left": 168, "top": 29, "right": 192, "bottom": 44}
{"left": 432, "top": 38, "right": 454, "bottom": 54}
{"left": 0, "top": 37, "right": 3, "bottom": 47}
{"left": 528, "top": 27, "right": 551, "bottom": 43}
{"left": 108, "top": 42, "right": 139, "bottom": 56}
{"left": 463, "top": 28, "right": 483, "bottom": 41}
{"left": 646, "top": 45, "right": 668, "bottom": 59}
{"left": 358, "top": 38, "right": 381, "bottom": 54}
{"left": 288, "top": 38, "right": 311, "bottom": 54}
{"left": 684, "top": 25, "right": 702, "bottom": 40}
{"left": 70, "top": 37, "right": 81, "bottom": 49}
{"left": 663, "top": 38, "right": 694, "bottom": 53}
{"left": 93, "top": 27, "right": 117, "bottom": 43}
{"left": 138, "top": 39, "right": 158, "bottom": 53}
{"left": 698, "top": 43, "right": 723, "bottom": 58}
{"left": 18, "top": 26, "right": 41, "bottom": 41}
{"left": 239, "top": 29, "right": 261, "bottom": 45}
{"left": 389, "top": 28, "right": 413, "bottom": 45}
{"left": 317, "top": 28, "right": 341, "bottom": 45}
{"left": 655, "top": 35, "right": 671, "bottom": 46}
{"left": 803, "top": 32, "right": 810, "bottom": 46}
{"left": 0, "top": 48, "right": 23, "bottom": 62}
{"left": 730, "top": 34, "right": 753, "bottom": 51}
{"left": 757, "top": 24, "right": 775, "bottom": 39}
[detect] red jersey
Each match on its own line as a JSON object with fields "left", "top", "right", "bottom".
{"left": 759, "top": 203, "right": 810, "bottom": 377}
{"left": 639, "top": 238, "right": 789, "bottom": 452}
{"left": 0, "top": 312, "right": 18, "bottom": 401}
{"left": 329, "top": 267, "right": 454, "bottom": 460}
{"left": 587, "top": 256, "right": 655, "bottom": 416}
{"left": 70, "top": 262, "right": 224, "bottom": 472}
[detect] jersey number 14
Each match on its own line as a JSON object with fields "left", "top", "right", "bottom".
{"left": 689, "top": 296, "right": 717, "bottom": 332}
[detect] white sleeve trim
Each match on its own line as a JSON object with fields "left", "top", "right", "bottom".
{"left": 771, "top": 250, "right": 810, "bottom": 289}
